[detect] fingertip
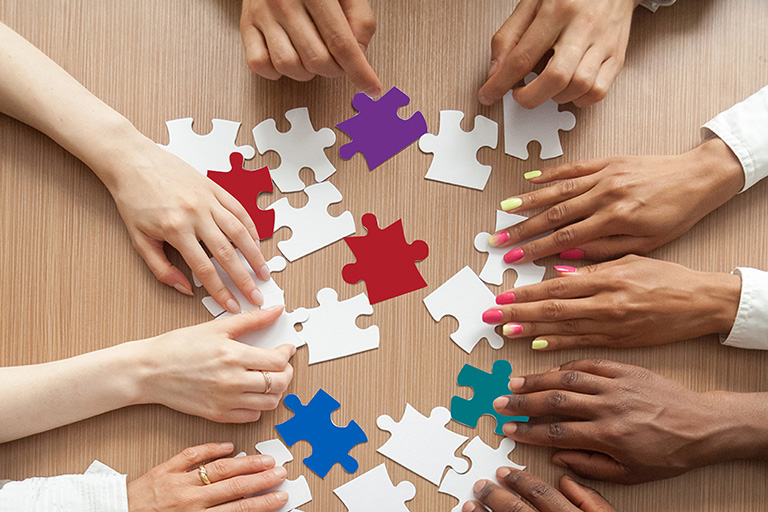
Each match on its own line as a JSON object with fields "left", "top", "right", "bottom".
{"left": 493, "top": 396, "right": 509, "bottom": 412}
{"left": 259, "top": 454, "right": 275, "bottom": 467}
{"left": 173, "top": 281, "right": 194, "bottom": 296}
{"left": 225, "top": 298, "right": 241, "bottom": 314}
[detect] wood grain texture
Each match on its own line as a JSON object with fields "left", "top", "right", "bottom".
{"left": 1, "top": 0, "right": 767, "bottom": 510}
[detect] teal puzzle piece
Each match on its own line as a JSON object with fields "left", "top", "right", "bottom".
{"left": 450, "top": 360, "right": 529, "bottom": 435}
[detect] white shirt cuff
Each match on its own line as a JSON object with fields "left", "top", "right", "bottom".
{"left": 720, "top": 268, "right": 768, "bottom": 350}
{"left": 640, "top": 0, "right": 677, "bottom": 12}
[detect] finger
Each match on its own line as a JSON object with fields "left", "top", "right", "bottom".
{"left": 552, "top": 451, "right": 630, "bottom": 483}
{"left": 524, "top": 159, "right": 612, "bottom": 184}
{"left": 526, "top": 334, "right": 617, "bottom": 350}
{"left": 260, "top": 22, "right": 315, "bottom": 81}
{"left": 208, "top": 491, "right": 289, "bottom": 512}
{"left": 212, "top": 208, "right": 269, "bottom": 282}
{"left": 165, "top": 443, "right": 235, "bottom": 472}
{"left": 503, "top": 274, "right": 600, "bottom": 303}
{"left": 483, "top": 297, "right": 600, "bottom": 324}
{"left": 575, "top": 235, "right": 653, "bottom": 261}
{"left": 243, "top": 365, "right": 293, "bottom": 395}
{"left": 506, "top": 218, "right": 611, "bottom": 264}
{"left": 470, "top": 480, "right": 537, "bottom": 512}
{"left": 573, "top": 55, "right": 623, "bottom": 108}
{"left": 557, "top": 359, "right": 627, "bottom": 379}
{"left": 552, "top": 45, "right": 604, "bottom": 105}
{"left": 493, "top": 391, "right": 599, "bottom": 419}
{"left": 497, "top": 467, "right": 582, "bottom": 511}
{"left": 216, "top": 308, "right": 283, "bottom": 339}
{"left": 307, "top": 0, "right": 382, "bottom": 95}
{"left": 497, "top": 173, "right": 596, "bottom": 216}
{"left": 512, "top": 40, "right": 589, "bottom": 109}
{"left": 131, "top": 232, "right": 192, "bottom": 295}
{"left": 509, "top": 369, "right": 610, "bottom": 395}
{"left": 280, "top": 9, "right": 345, "bottom": 77}
{"left": 174, "top": 234, "right": 241, "bottom": 313}
{"left": 558, "top": 475, "right": 616, "bottom": 511}
{"left": 502, "top": 319, "right": 608, "bottom": 341}
{"left": 239, "top": 342, "right": 296, "bottom": 372}
{"left": 502, "top": 420, "right": 603, "bottom": 451}
{"left": 203, "top": 467, "right": 287, "bottom": 507}
{"left": 221, "top": 409, "right": 262, "bottom": 423}
{"left": 196, "top": 454, "right": 276, "bottom": 485}
{"left": 241, "top": 25, "right": 281, "bottom": 80}
{"left": 201, "top": 226, "right": 262, "bottom": 306}
{"left": 339, "top": 0, "right": 377, "bottom": 49}
{"left": 213, "top": 186, "right": 261, "bottom": 244}
{"left": 236, "top": 392, "right": 283, "bottom": 412}
{"left": 487, "top": 0, "right": 539, "bottom": 77}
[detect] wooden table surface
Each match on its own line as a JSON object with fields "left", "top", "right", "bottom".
{"left": 1, "top": 1, "right": 767, "bottom": 510}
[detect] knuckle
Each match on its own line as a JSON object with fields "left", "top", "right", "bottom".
{"left": 557, "top": 178, "right": 578, "bottom": 195}
{"left": 546, "top": 391, "right": 568, "bottom": 409}
{"left": 546, "top": 278, "right": 569, "bottom": 298}
{"left": 491, "top": 32, "right": 506, "bottom": 51}
{"left": 553, "top": 226, "right": 577, "bottom": 247}
{"left": 544, "top": 65, "right": 570, "bottom": 89}
{"left": 545, "top": 204, "right": 569, "bottom": 224}
{"left": 207, "top": 459, "right": 229, "bottom": 478}
{"left": 560, "top": 371, "right": 580, "bottom": 387}
{"left": 160, "top": 216, "right": 185, "bottom": 236}
{"left": 180, "top": 447, "right": 199, "bottom": 464}
{"left": 547, "top": 422, "right": 566, "bottom": 440}
{"left": 352, "top": 16, "right": 377, "bottom": 40}
{"left": 509, "top": 51, "right": 534, "bottom": 74}
{"left": 542, "top": 300, "right": 566, "bottom": 321}
{"left": 327, "top": 33, "right": 356, "bottom": 60}
{"left": 560, "top": 319, "right": 579, "bottom": 335}
{"left": 233, "top": 498, "right": 254, "bottom": 512}
{"left": 264, "top": 394, "right": 281, "bottom": 410}
{"left": 227, "top": 477, "right": 248, "bottom": 497}
{"left": 192, "top": 262, "right": 217, "bottom": 282}
{"left": 529, "top": 482, "right": 554, "bottom": 500}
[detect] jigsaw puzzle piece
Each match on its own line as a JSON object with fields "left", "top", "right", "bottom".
{"left": 503, "top": 73, "right": 576, "bottom": 160}
{"left": 420, "top": 111, "right": 498, "bottom": 190}
{"left": 159, "top": 118, "right": 255, "bottom": 175}
{"left": 276, "top": 389, "right": 368, "bottom": 478}
{"left": 337, "top": 87, "right": 427, "bottom": 170}
{"left": 334, "top": 464, "right": 416, "bottom": 512}
{"left": 254, "top": 439, "right": 312, "bottom": 512}
{"left": 451, "top": 360, "right": 529, "bottom": 435}
{"left": 235, "top": 304, "right": 308, "bottom": 350}
{"left": 252, "top": 107, "right": 336, "bottom": 193}
{"left": 342, "top": 213, "right": 429, "bottom": 304}
{"left": 377, "top": 404, "right": 468, "bottom": 486}
{"left": 270, "top": 181, "right": 356, "bottom": 261}
{"left": 207, "top": 152, "right": 275, "bottom": 239}
{"left": 423, "top": 266, "right": 505, "bottom": 353}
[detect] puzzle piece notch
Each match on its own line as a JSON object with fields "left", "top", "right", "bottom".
{"left": 270, "top": 181, "right": 356, "bottom": 261}
{"left": 503, "top": 73, "right": 576, "bottom": 160}
{"left": 334, "top": 464, "right": 416, "bottom": 512}
{"left": 342, "top": 213, "right": 429, "bottom": 304}
{"left": 451, "top": 360, "right": 529, "bottom": 435}
{"left": 337, "top": 87, "right": 428, "bottom": 170}
{"left": 275, "top": 389, "right": 368, "bottom": 479}
{"left": 159, "top": 118, "right": 255, "bottom": 175}
{"left": 423, "top": 266, "right": 505, "bottom": 353}
{"left": 439, "top": 437, "right": 525, "bottom": 512}
{"left": 254, "top": 439, "right": 312, "bottom": 512}
{"left": 299, "top": 288, "right": 379, "bottom": 364}
{"left": 420, "top": 111, "right": 498, "bottom": 191}
{"left": 207, "top": 152, "right": 275, "bottom": 239}
{"left": 253, "top": 107, "right": 336, "bottom": 193}
{"left": 377, "top": 404, "right": 468, "bottom": 486}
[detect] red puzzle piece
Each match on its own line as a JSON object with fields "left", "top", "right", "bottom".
{"left": 207, "top": 152, "right": 275, "bottom": 240}
{"left": 342, "top": 213, "right": 429, "bottom": 304}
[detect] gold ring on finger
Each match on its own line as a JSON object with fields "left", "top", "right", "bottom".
{"left": 198, "top": 465, "right": 212, "bottom": 485}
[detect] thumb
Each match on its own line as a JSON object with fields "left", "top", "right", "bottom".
{"left": 559, "top": 475, "right": 616, "bottom": 511}
{"left": 216, "top": 306, "right": 283, "bottom": 338}
{"left": 552, "top": 451, "right": 629, "bottom": 483}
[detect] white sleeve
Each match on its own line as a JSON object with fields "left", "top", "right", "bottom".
{"left": 0, "top": 461, "right": 128, "bottom": 512}
{"left": 702, "top": 85, "right": 768, "bottom": 192}
{"left": 640, "top": 0, "right": 677, "bottom": 12}
{"left": 721, "top": 268, "right": 768, "bottom": 350}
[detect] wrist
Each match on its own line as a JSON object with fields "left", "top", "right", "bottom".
{"left": 692, "top": 271, "right": 741, "bottom": 335}
{"left": 113, "top": 338, "right": 156, "bottom": 407}
{"left": 696, "top": 391, "right": 768, "bottom": 465}
{"left": 688, "top": 138, "right": 745, "bottom": 202}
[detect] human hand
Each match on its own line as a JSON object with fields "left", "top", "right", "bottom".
{"left": 127, "top": 442, "right": 289, "bottom": 512}
{"left": 487, "top": 139, "right": 745, "bottom": 264}
{"left": 482, "top": 255, "right": 741, "bottom": 350}
{"left": 133, "top": 307, "right": 295, "bottom": 423}
{"left": 466, "top": 468, "right": 615, "bottom": 512}
{"left": 240, "top": 0, "right": 381, "bottom": 94}
{"left": 479, "top": 0, "right": 640, "bottom": 108}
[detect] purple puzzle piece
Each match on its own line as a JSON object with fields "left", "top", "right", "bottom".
{"left": 337, "top": 87, "right": 428, "bottom": 171}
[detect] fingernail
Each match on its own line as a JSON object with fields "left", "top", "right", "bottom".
{"left": 290, "top": 344, "right": 297, "bottom": 356}
{"left": 524, "top": 170, "right": 542, "bottom": 180}
{"left": 250, "top": 288, "right": 264, "bottom": 306}
{"left": 560, "top": 249, "right": 584, "bottom": 260}
{"left": 365, "top": 86, "right": 381, "bottom": 96}
{"left": 504, "top": 422, "right": 518, "bottom": 435}
{"left": 500, "top": 197, "right": 522, "bottom": 211}
{"left": 488, "top": 231, "right": 510, "bottom": 247}
{"left": 260, "top": 454, "right": 275, "bottom": 466}
{"left": 532, "top": 339, "right": 549, "bottom": 350}
{"left": 496, "top": 291, "right": 516, "bottom": 305}
{"left": 219, "top": 442, "right": 234, "bottom": 450}
{"left": 503, "top": 323, "right": 523, "bottom": 336}
{"left": 497, "top": 467, "right": 512, "bottom": 478}
{"left": 551, "top": 457, "right": 568, "bottom": 468}
{"left": 482, "top": 309, "right": 504, "bottom": 324}
{"left": 508, "top": 377, "right": 525, "bottom": 391}
{"left": 463, "top": 503, "right": 478, "bottom": 512}
{"left": 258, "top": 265, "right": 271, "bottom": 281}
{"left": 275, "top": 491, "right": 289, "bottom": 502}
{"left": 503, "top": 247, "right": 524, "bottom": 263}
{"left": 274, "top": 466, "right": 287, "bottom": 478}
{"left": 473, "top": 480, "right": 486, "bottom": 493}
{"left": 493, "top": 396, "right": 509, "bottom": 411}
{"left": 554, "top": 265, "right": 576, "bottom": 273}
{"left": 226, "top": 299, "right": 241, "bottom": 314}
{"left": 478, "top": 93, "right": 492, "bottom": 105}
{"left": 173, "top": 283, "right": 193, "bottom": 296}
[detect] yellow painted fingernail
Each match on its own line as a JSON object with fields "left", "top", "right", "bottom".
{"left": 531, "top": 339, "right": 549, "bottom": 350}
{"left": 524, "top": 170, "right": 542, "bottom": 180}
{"left": 500, "top": 197, "right": 522, "bottom": 211}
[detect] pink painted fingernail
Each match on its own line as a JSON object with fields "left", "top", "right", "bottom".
{"left": 488, "top": 231, "right": 510, "bottom": 247}
{"left": 482, "top": 309, "right": 504, "bottom": 323}
{"left": 503, "top": 323, "right": 523, "bottom": 336}
{"left": 496, "top": 291, "right": 516, "bottom": 305}
{"left": 560, "top": 249, "right": 584, "bottom": 260}
{"left": 504, "top": 247, "right": 524, "bottom": 263}
{"left": 554, "top": 265, "right": 576, "bottom": 273}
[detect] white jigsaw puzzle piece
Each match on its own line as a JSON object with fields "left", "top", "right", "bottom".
{"left": 473, "top": 211, "right": 547, "bottom": 287}
{"left": 270, "top": 181, "right": 356, "bottom": 262}
{"left": 214, "top": 297, "right": 308, "bottom": 349}
{"left": 254, "top": 439, "right": 312, "bottom": 512}
{"left": 334, "top": 464, "right": 416, "bottom": 512}
{"left": 503, "top": 73, "right": 576, "bottom": 160}
{"left": 159, "top": 118, "right": 255, "bottom": 175}
{"left": 377, "top": 404, "right": 468, "bottom": 486}
{"left": 438, "top": 437, "right": 526, "bottom": 512}
{"left": 423, "top": 266, "right": 505, "bottom": 353}
{"left": 299, "top": 288, "right": 379, "bottom": 364}
{"left": 419, "top": 110, "right": 498, "bottom": 191}
{"left": 252, "top": 107, "right": 336, "bottom": 193}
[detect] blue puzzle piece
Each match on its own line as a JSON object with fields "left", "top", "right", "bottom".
{"left": 275, "top": 389, "right": 368, "bottom": 478}
{"left": 450, "top": 360, "right": 529, "bottom": 435}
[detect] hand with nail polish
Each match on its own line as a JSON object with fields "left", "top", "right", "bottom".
{"left": 240, "top": 0, "right": 382, "bottom": 95}
{"left": 478, "top": 0, "right": 641, "bottom": 108}
{"left": 465, "top": 468, "right": 616, "bottom": 512}
{"left": 495, "top": 359, "right": 768, "bottom": 484}
{"left": 127, "top": 442, "right": 290, "bottom": 512}
{"left": 488, "top": 139, "right": 745, "bottom": 264}
{"left": 485, "top": 255, "right": 742, "bottom": 350}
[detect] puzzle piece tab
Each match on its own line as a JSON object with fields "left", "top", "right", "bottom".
{"left": 254, "top": 439, "right": 312, "bottom": 512}
{"left": 343, "top": 213, "right": 429, "bottom": 304}
{"left": 503, "top": 73, "right": 576, "bottom": 160}
{"left": 423, "top": 266, "right": 504, "bottom": 353}
{"left": 252, "top": 107, "right": 336, "bottom": 193}
{"left": 159, "top": 118, "right": 255, "bottom": 175}
{"left": 451, "top": 360, "right": 529, "bottom": 435}
{"left": 420, "top": 111, "right": 498, "bottom": 190}
{"left": 438, "top": 437, "right": 525, "bottom": 512}
{"left": 276, "top": 389, "right": 368, "bottom": 479}
{"left": 334, "top": 464, "right": 416, "bottom": 512}
{"left": 207, "top": 152, "right": 275, "bottom": 239}
{"left": 337, "top": 87, "right": 427, "bottom": 170}
{"left": 377, "top": 404, "right": 468, "bottom": 486}
{"left": 270, "top": 181, "right": 356, "bottom": 261}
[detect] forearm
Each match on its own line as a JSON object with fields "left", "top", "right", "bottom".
{"left": 698, "top": 391, "right": 768, "bottom": 466}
